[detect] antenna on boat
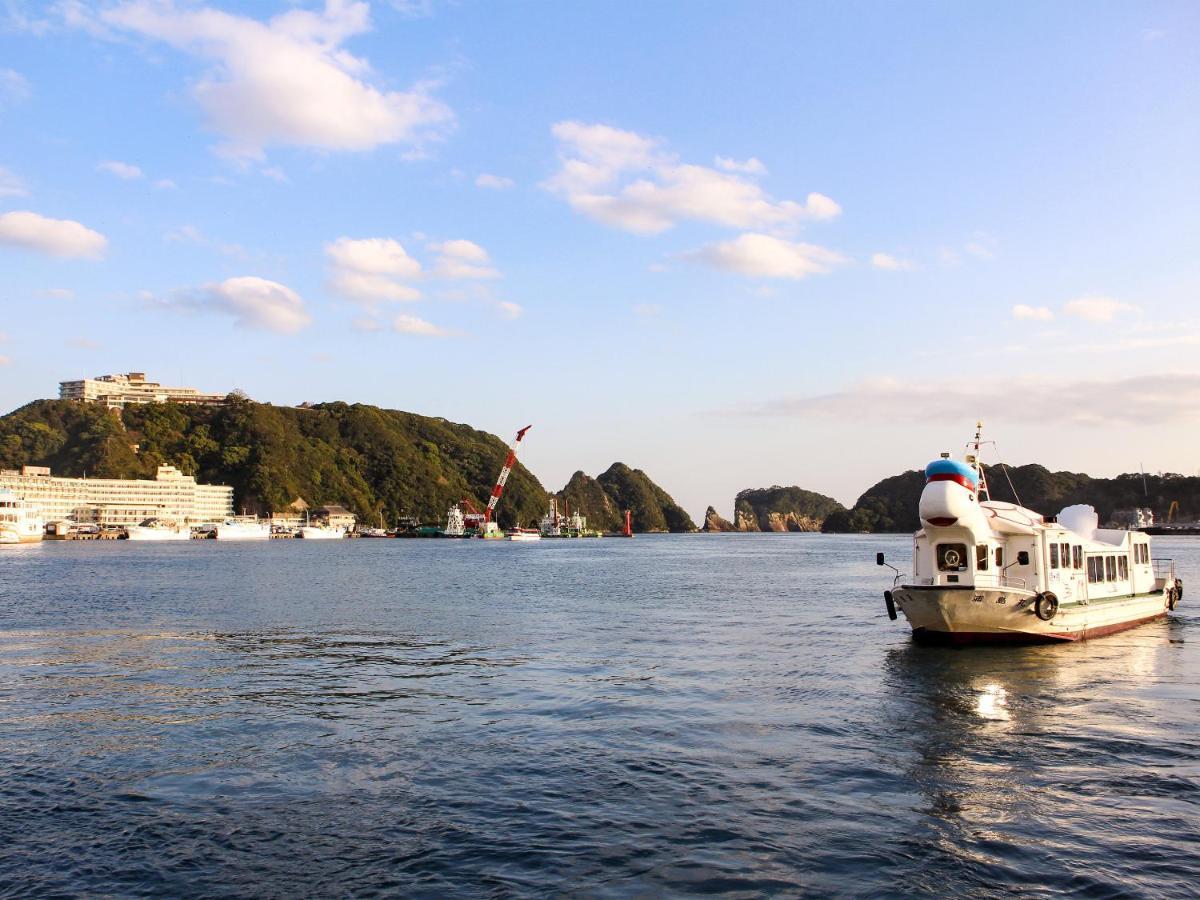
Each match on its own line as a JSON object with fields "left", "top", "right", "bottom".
{"left": 968, "top": 420, "right": 990, "bottom": 501}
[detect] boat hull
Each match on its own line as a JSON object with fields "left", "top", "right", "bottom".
{"left": 213, "top": 524, "right": 272, "bottom": 541}
{"left": 0, "top": 528, "right": 42, "bottom": 544}
{"left": 892, "top": 585, "right": 1171, "bottom": 644}
{"left": 298, "top": 526, "right": 345, "bottom": 540}
{"left": 126, "top": 526, "right": 191, "bottom": 541}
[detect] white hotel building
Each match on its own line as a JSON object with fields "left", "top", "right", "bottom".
{"left": 59, "top": 372, "right": 228, "bottom": 410}
{"left": 0, "top": 465, "right": 235, "bottom": 526}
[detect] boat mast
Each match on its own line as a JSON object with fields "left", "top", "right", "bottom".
{"left": 970, "top": 420, "right": 990, "bottom": 501}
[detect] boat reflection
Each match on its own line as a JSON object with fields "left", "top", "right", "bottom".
{"left": 875, "top": 617, "right": 1184, "bottom": 887}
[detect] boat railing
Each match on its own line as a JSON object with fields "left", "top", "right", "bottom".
{"left": 1152, "top": 558, "right": 1176, "bottom": 582}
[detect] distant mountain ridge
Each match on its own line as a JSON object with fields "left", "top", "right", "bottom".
{"left": 821, "top": 463, "right": 1200, "bottom": 533}
{"left": 0, "top": 399, "right": 692, "bottom": 532}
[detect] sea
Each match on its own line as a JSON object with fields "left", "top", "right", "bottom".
{"left": 1, "top": 534, "right": 1197, "bottom": 898}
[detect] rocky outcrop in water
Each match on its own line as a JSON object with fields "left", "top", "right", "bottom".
{"left": 701, "top": 506, "right": 737, "bottom": 532}
{"left": 732, "top": 486, "right": 846, "bottom": 532}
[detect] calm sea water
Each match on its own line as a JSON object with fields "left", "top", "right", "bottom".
{"left": 1, "top": 534, "right": 1197, "bottom": 897}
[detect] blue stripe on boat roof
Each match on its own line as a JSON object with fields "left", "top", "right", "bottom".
{"left": 925, "top": 458, "right": 978, "bottom": 484}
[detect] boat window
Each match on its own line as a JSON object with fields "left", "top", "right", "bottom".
{"left": 976, "top": 544, "right": 989, "bottom": 571}
{"left": 1087, "top": 556, "right": 1100, "bottom": 583}
{"left": 1049, "top": 544, "right": 1060, "bottom": 569}
{"left": 994, "top": 547, "right": 1004, "bottom": 568}
{"left": 1073, "top": 546, "right": 1082, "bottom": 569}
{"left": 1106, "top": 556, "right": 1117, "bottom": 581}
{"left": 1061, "top": 542, "right": 1070, "bottom": 565}
{"left": 937, "top": 543, "right": 968, "bottom": 572}
{"left": 1119, "top": 557, "right": 1129, "bottom": 580}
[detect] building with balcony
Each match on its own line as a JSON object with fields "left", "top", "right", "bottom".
{"left": 0, "top": 465, "right": 235, "bottom": 526}
{"left": 59, "top": 372, "right": 229, "bottom": 409}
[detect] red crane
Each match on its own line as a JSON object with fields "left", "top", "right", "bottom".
{"left": 485, "top": 425, "right": 532, "bottom": 523}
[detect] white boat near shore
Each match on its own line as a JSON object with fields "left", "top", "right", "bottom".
{"left": 125, "top": 518, "right": 191, "bottom": 541}
{"left": 211, "top": 519, "right": 272, "bottom": 541}
{"left": 879, "top": 425, "right": 1182, "bottom": 644}
{"left": 0, "top": 489, "right": 43, "bottom": 545}
{"left": 298, "top": 525, "right": 346, "bottom": 540}
{"left": 507, "top": 528, "right": 541, "bottom": 542}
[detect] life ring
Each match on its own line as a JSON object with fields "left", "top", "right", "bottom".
{"left": 943, "top": 549, "right": 961, "bottom": 568}
{"left": 1035, "top": 592, "right": 1058, "bottom": 621}
{"left": 884, "top": 590, "right": 897, "bottom": 621}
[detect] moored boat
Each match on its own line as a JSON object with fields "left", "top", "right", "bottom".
{"left": 507, "top": 527, "right": 541, "bottom": 542}
{"left": 212, "top": 518, "right": 272, "bottom": 541}
{"left": 125, "top": 518, "right": 191, "bottom": 541}
{"left": 0, "top": 489, "right": 43, "bottom": 544}
{"left": 878, "top": 424, "right": 1182, "bottom": 643}
{"left": 298, "top": 525, "right": 346, "bottom": 539}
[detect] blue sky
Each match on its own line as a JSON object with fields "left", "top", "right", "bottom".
{"left": 1, "top": 1, "right": 1198, "bottom": 520}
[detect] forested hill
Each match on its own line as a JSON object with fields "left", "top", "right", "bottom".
{"left": 821, "top": 464, "right": 1200, "bottom": 533}
{"left": 0, "top": 399, "right": 698, "bottom": 531}
{"left": 0, "top": 398, "right": 549, "bottom": 527}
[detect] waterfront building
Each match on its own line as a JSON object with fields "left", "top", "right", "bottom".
{"left": 58, "top": 372, "right": 229, "bottom": 409}
{"left": 314, "top": 504, "right": 357, "bottom": 530}
{"left": 0, "top": 465, "right": 234, "bottom": 526}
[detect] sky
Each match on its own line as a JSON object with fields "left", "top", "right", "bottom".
{"left": 1, "top": 1, "right": 1198, "bottom": 522}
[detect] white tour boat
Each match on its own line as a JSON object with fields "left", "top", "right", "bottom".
{"left": 298, "top": 525, "right": 346, "bottom": 539}
{"left": 0, "top": 489, "right": 43, "bottom": 544}
{"left": 212, "top": 518, "right": 272, "bottom": 541}
{"left": 879, "top": 425, "right": 1182, "bottom": 643}
{"left": 507, "top": 527, "right": 541, "bottom": 542}
{"left": 125, "top": 518, "right": 191, "bottom": 541}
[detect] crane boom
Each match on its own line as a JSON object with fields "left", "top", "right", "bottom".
{"left": 485, "top": 425, "right": 532, "bottom": 523}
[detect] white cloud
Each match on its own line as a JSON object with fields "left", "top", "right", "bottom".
{"left": 687, "top": 232, "right": 847, "bottom": 280}
{"left": 1063, "top": 296, "right": 1140, "bottom": 322}
{"left": 736, "top": 373, "right": 1200, "bottom": 427}
{"left": 325, "top": 236, "right": 422, "bottom": 305}
{"left": 0, "top": 331, "right": 7, "bottom": 342}
{"left": 260, "top": 166, "right": 289, "bottom": 183}
{"left": 154, "top": 178, "right": 178, "bottom": 190}
{"left": 162, "top": 276, "right": 312, "bottom": 333}
{"left": 166, "top": 224, "right": 205, "bottom": 243}
{"left": 394, "top": 313, "right": 448, "bottom": 336}
{"left": 0, "top": 210, "right": 107, "bottom": 259}
{"left": 633, "top": 303, "right": 661, "bottom": 317}
{"left": 496, "top": 301, "right": 523, "bottom": 319}
{"left": 97, "top": 159, "right": 143, "bottom": 180}
{"left": 545, "top": 121, "right": 838, "bottom": 234}
{"left": 871, "top": 252, "right": 915, "bottom": 271}
{"left": 0, "top": 355, "right": 10, "bottom": 366}
{"left": 38, "top": 287, "right": 75, "bottom": 300}
{"left": 430, "top": 238, "right": 499, "bottom": 279}
{"left": 475, "top": 173, "right": 514, "bottom": 190}
{"left": 0, "top": 68, "right": 30, "bottom": 107}
{"left": 100, "top": 0, "right": 454, "bottom": 160}
{"left": 714, "top": 156, "right": 767, "bottom": 175}
{"left": 0, "top": 165, "right": 27, "bottom": 198}
{"left": 1012, "top": 304, "right": 1054, "bottom": 321}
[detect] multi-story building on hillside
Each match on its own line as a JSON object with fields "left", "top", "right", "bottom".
{"left": 0, "top": 465, "right": 235, "bottom": 526}
{"left": 58, "top": 372, "right": 229, "bottom": 409}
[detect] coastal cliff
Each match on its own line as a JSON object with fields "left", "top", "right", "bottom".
{"left": 731, "top": 486, "right": 846, "bottom": 532}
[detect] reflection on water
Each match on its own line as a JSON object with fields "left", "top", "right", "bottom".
{"left": 0, "top": 534, "right": 1197, "bottom": 896}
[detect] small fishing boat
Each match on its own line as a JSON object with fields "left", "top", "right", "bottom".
{"left": 298, "top": 525, "right": 346, "bottom": 540}
{"left": 212, "top": 518, "right": 272, "bottom": 541}
{"left": 878, "top": 424, "right": 1182, "bottom": 643}
{"left": 0, "top": 489, "right": 43, "bottom": 544}
{"left": 507, "top": 527, "right": 541, "bottom": 542}
{"left": 125, "top": 518, "right": 191, "bottom": 541}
